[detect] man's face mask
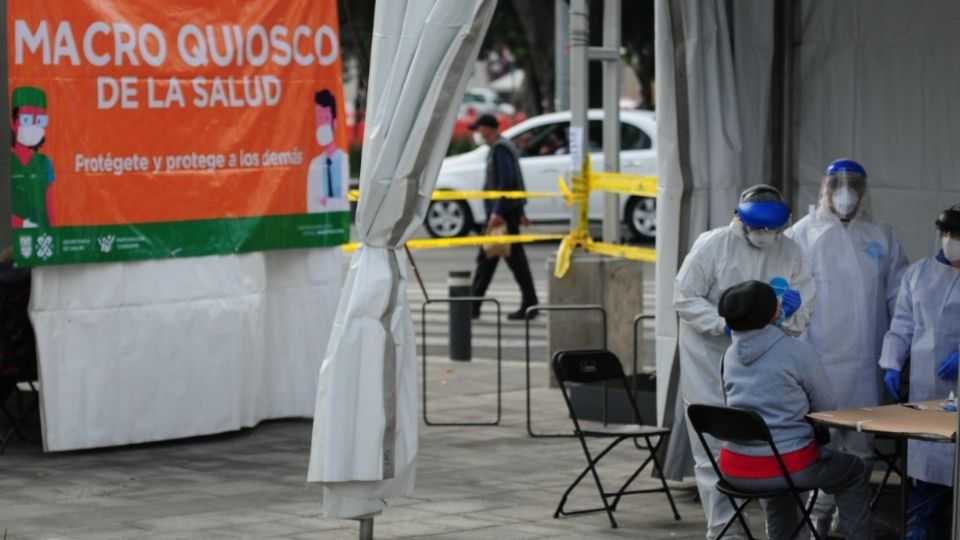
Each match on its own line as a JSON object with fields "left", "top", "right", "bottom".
{"left": 943, "top": 235, "right": 960, "bottom": 262}
{"left": 746, "top": 229, "right": 778, "bottom": 249}
{"left": 831, "top": 186, "right": 860, "bottom": 218}
{"left": 316, "top": 124, "right": 334, "bottom": 146}
{"left": 472, "top": 132, "right": 485, "bottom": 146}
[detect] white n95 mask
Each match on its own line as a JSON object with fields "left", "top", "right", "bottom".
{"left": 315, "top": 124, "right": 334, "bottom": 146}
{"left": 16, "top": 125, "right": 44, "bottom": 147}
{"left": 472, "top": 132, "right": 485, "bottom": 146}
{"left": 943, "top": 237, "right": 960, "bottom": 262}
{"left": 831, "top": 187, "right": 860, "bottom": 217}
{"left": 747, "top": 230, "right": 778, "bottom": 249}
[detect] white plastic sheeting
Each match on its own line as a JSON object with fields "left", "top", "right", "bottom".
{"left": 793, "top": 1, "right": 960, "bottom": 261}
{"left": 653, "top": 0, "right": 777, "bottom": 478}
{"left": 31, "top": 248, "right": 341, "bottom": 452}
{"left": 654, "top": 0, "right": 960, "bottom": 479}
{"left": 307, "top": 0, "right": 495, "bottom": 520}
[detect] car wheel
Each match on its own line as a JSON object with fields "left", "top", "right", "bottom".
{"left": 425, "top": 200, "right": 473, "bottom": 238}
{"left": 625, "top": 196, "right": 657, "bottom": 241}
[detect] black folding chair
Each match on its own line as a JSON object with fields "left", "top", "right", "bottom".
{"left": 552, "top": 349, "right": 681, "bottom": 528}
{"left": 687, "top": 404, "right": 821, "bottom": 540}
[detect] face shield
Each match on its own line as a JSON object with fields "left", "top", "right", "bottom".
{"left": 735, "top": 186, "right": 790, "bottom": 249}
{"left": 936, "top": 205, "right": 960, "bottom": 261}
{"left": 822, "top": 159, "right": 867, "bottom": 220}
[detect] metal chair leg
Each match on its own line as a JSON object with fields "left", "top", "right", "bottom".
{"left": 644, "top": 435, "right": 682, "bottom": 520}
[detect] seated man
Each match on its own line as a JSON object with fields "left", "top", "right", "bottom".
{"left": 717, "top": 280, "right": 874, "bottom": 540}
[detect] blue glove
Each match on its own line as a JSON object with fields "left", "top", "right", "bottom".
{"left": 883, "top": 369, "right": 901, "bottom": 401}
{"left": 781, "top": 289, "right": 801, "bottom": 319}
{"left": 723, "top": 325, "right": 732, "bottom": 336}
{"left": 937, "top": 350, "right": 959, "bottom": 381}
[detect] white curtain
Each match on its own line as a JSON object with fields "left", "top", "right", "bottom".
{"left": 795, "top": 0, "right": 960, "bottom": 261}
{"left": 307, "top": 0, "right": 496, "bottom": 519}
{"left": 653, "top": 0, "right": 777, "bottom": 478}
{"left": 31, "top": 249, "right": 340, "bottom": 451}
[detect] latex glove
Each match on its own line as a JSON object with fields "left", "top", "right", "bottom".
{"left": 937, "top": 350, "right": 959, "bottom": 381}
{"left": 883, "top": 369, "right": 901, "bottom": 401}
{"left": 781, "top": 289, "right": 801, "bottom": 319}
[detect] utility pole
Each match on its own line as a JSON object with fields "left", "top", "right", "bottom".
{"left": 599, "top": 0, "right": 621, "bottom": 242}
{"left": 568, "top": 0, "right": 589, "bottom": 229}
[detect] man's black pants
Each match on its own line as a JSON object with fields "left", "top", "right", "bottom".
{"left": 472, "top": 211, "right": 538, "bottom": 313}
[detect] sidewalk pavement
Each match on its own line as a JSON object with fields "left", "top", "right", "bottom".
{"left": 1, "top": 356, "right": 729, "bottom": 539}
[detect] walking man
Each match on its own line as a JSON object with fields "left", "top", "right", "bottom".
{"left": 469, "top": 114, "right": 539, "bottom": 320}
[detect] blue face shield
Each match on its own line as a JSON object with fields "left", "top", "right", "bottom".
{"left": 735, "top": 201, "right": 790, "bottom": 230}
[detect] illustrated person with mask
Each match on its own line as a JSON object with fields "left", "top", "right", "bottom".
{"left": 786, "top": 159, "right": 908, "bottom": 537}
{"left": 10, "top": 87, "right": 54, "bottom": 228}
{"left": 878, "top": 205, "right": 960, "bottom": 539}
{"left": 674, "top": 184, "right": 815, "bottom": 539}
{"left": 717, "top": 280, "right": 874, "bottom": 540}
{"left": 307, "top": 89, "right": 349, "bottom": 212}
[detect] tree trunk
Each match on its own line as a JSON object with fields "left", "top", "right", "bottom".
{"left": 510, "top": 0, "right": 555, "bottom": 113}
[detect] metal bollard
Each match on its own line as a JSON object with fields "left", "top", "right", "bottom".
{"left": 448, "top": 270, "right": 473, "bottom": 361}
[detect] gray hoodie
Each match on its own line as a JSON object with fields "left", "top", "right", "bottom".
{"left": 722, "top": 325, "right": 837, "bottom": 455}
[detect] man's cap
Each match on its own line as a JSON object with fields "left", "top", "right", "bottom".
{"left": 468, "top": 113, "right": 499, "bottom": 130}
{"left": 718, "top": 280, "right": 778, "bottom": 332}
{"left": 12, "top": 87, "right": 46, "bottom": 109}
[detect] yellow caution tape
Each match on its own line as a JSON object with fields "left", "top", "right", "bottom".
{"left": 583, "top": 241, "right": 657, "bottom": 263}
{"left": 341, "top": 233, "right": 566, "bottom": 253}
{"left": 348, "top": 189, "right": 561, "bottom": 202}
{"left": 553, "top": 234, "right": 581, "bottom": 278}
{"left": 589, "top": 172, "right": 658, "bottom": 198}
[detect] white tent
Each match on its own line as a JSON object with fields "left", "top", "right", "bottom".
{"left": 307, "top": 0, "right": 496, "bottom": 520}
{"left": 654, "top": 0, "right": 960, "bottom": 516}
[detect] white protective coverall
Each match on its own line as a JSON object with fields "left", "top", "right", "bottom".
{"left": 788, "top": 207, "right": 908, "bottom": 528}
{"left": 675, "top": 219, "right": 815, "bottom": 539}
{"left": 879, "top": 255, "right": 960, "bottom": 486}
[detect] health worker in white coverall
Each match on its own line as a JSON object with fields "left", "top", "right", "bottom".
{"left": 787, "top": 159, "right": 908, "bottom": 537}
{"left": 878, "top": 205, "right": 960, "bottom": 539}
{"left": 674, "top": 185, "right": 815, "bottom": 539}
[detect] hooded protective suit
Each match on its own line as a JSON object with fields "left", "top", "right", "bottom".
{"left": 788, "top": 201, "right": 908, "bottom": 533}
{"left": 879, "top": 254, "right": 960, "bottom": 487}
{"left": 675, "top": 219, "right": 815, "bottom": 538}
{"left": 788, "top": 208, "right": 907, "bottom": 409}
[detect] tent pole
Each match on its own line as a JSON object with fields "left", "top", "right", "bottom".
{"left": 404, "top": 245, "right": 430, "bottom": 302}
{"left": 359, "top": 517, "right": 373, "bottom": 540}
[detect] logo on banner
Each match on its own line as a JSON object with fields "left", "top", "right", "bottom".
{"left": 36, "top": 234, "right": 54, "bottom": 260}
{"left": 98, "top": 235, "right": 115, "bottom": 253}
{"left": 19, "top": 235, "right": 32, "bottom": 259}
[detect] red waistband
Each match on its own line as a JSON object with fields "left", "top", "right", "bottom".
{"left": 719, "top": 442, "right": 820, "bottom": 479}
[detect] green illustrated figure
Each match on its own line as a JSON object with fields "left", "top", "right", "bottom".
{"left": 10, "top": 86, "right": 54, "bottom": 228}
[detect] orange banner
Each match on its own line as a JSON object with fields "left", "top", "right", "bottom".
{"left": 9, "top": 0, "right": 348, "bottom": 227}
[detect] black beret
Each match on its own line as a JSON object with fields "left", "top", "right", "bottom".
{"left": 718, "top": 281, "right": 778, "bottom": 332}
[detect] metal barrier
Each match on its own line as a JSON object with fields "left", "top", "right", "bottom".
{"left": 524, "top": 304, "right": 607, "bottom": 438}
{"left": 420, "top": 297, "right": 502, "bottom": 426}
{"left": 632, "top": 314, "right": 654, "bottom": 424}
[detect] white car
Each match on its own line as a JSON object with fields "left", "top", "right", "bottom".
{"left": 425, "top": 109, "right": 657, "bottom": 240}
{"left": 459, "top": 87, "right": 517, "bottom": 118}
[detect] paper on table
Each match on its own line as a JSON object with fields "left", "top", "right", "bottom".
{"left": 807, "top": 400, "right": 957, "bottom": 442}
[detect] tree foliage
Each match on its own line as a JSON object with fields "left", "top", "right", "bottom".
{"left": 337, "top": 0, "right": 655, "bottom": 114}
